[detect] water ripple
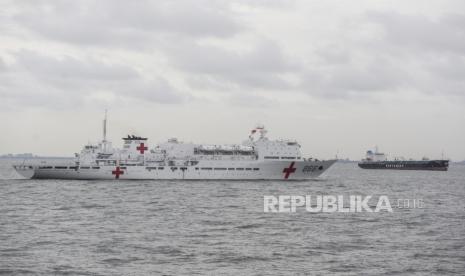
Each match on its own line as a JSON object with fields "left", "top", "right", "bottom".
{"left": 1, "top": 161, "right": 464, "bottom": 275}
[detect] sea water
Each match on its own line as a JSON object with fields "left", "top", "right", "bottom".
{"left": 1, "top": 159, "right": 464, "bottom": 275}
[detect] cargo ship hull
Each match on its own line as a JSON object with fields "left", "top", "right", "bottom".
{"left": 358, "top": 160, "right": 448, "bottom": 171}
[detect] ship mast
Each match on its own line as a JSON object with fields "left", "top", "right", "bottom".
{"left": 103, "top": 109, "right": 107, "bottom": 142}
{"left": 102, "top": 109, "right": 108, "bottom": 152}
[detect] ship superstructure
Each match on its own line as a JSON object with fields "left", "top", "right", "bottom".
{"left": 14, "top": 116, "right": 336, "bottom": 180}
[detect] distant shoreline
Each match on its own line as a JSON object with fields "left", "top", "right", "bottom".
{"left": 0, "top": 156, "right": 73, "bottom": 159}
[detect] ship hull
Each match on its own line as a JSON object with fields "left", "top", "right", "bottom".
{"left": 358, "top": 160, "right": 448, "bottom": 171}
{"left": 14, "top": 160, "right": 337, "bottom": 180}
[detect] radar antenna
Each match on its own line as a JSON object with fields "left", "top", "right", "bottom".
{"left": 249, "top": 124, "right": 267, "bottom": 142}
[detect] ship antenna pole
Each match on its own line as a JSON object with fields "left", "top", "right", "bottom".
{"left": 102, "top": 109, "right": 108, "bottom": 152}
{"left": 103, "top": 109, "right": 107, "bottom": 142}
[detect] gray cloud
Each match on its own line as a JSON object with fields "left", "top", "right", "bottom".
{"left": 13, "top": 50, "right": 139, "bottom": 83}
{"left": 125, "top": 78, "right": 186, "bottom": 104}
{"left": 3, "top": 2, "right": 464, "bottom": 104}
{"left": 295, "top": 11, "right": 465, "bottom": 100}
{"left": 419, "top": 56, "right": 465, "bottom": 96}
{"left": 166, "top": 39, "right": 300, "bottom": 90}
{"left": 364, "top": 11, "right": 465, "bottom": 97}
{"left": 0, "top": 50, "right": 186, "bottom": 108}
{"left": 367, "top": 11, "right": 465, "bottom": 55}
{"left": 9, "top": 0, "right": 242, "bottom": 47}
{"left": 0, "top": 57, "right": 6, "bottom": 72}
{"left": 0, "top": 0, "right": 464, "bottom": 160}
{"left": 300, "top": 57, "right": 409, "bottom": 99}
{"left": 228, "top": 93, "right": 277, "bottom": 108}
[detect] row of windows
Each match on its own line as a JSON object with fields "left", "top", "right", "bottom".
{"left": 196, "top": 167, "right": 259, "bottom": 171}
{"left": 146, "top": 167, "right": 260, "bottom": 171}
{"left": 38, "top": 166, "right": 100, "bottom": 170}
{"left": 264, "top": 156, "right": 301, "bottom": 160}
{"left": 38, "top": 166, "right": 260, "bottom": 171}
{"left": 194, "top": 151, "right": 255, "bottom": 156}
{"left": 386, "top": 164, "right": 405, "bottom": 168}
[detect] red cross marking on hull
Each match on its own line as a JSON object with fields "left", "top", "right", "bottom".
{"left": 112, "top": 166, "right": 124, "bottom": 179}
{"left": 136, "top": 143, "right": 148, "bottom": 154}
{"left": 283, "top": 162, "right": 296, "bottom": 179}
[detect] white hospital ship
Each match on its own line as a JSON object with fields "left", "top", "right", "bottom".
{"left": 14, "top": 114, "right": 336, "bottom": 180}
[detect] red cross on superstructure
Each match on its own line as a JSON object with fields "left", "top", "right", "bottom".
{"left": 112, "top": 166, "right": 124, "bottom": 179}
{"left": 136, "top": 143, "right": 148, "bottom": 154}
{"left": 283, "top": 162, "right": 296, "bottom": 179}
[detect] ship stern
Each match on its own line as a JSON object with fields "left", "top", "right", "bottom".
{"left": 13, "top": 165, "right": 35, "bottom": 179}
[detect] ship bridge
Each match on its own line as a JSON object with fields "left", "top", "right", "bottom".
{"left": 246, "top": 125, "right": 302, "bottom": 161}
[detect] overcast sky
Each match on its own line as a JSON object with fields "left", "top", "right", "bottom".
{"left": 0, "top": 0, "right": 464, "bottom": 160}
